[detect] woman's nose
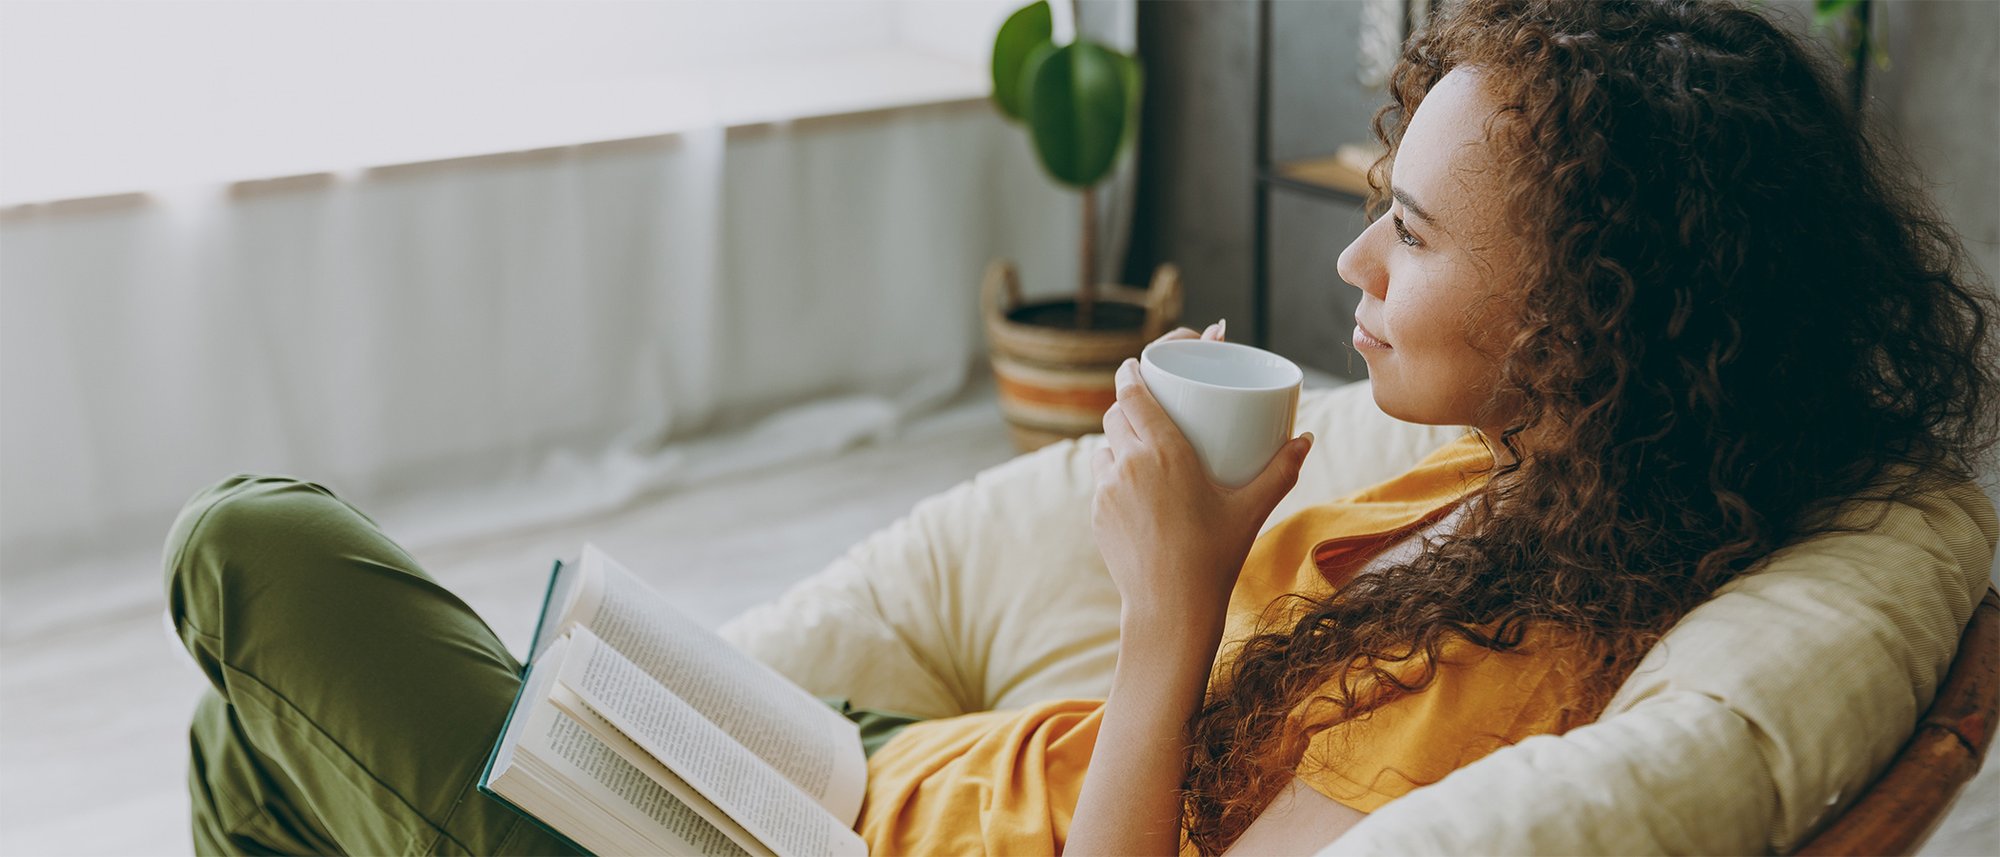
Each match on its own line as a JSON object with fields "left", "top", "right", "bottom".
{"left": 1335, "top": 219, "right": 1387, "bottom": 301}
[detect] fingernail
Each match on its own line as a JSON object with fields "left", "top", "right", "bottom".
{"left": 1302, "top": 431, "right": 1314, "bottom": 445}
{"left": 1218, "top": 318, "right": 1228, "bottom": 337}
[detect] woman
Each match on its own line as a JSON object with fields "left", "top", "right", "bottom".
{"left": 168, "top": 0, "right": 1995, "bottom": 854}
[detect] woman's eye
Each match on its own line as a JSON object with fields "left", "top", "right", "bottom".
{"left": 1392, "top": 214, "right": 1422, "bottom": 248}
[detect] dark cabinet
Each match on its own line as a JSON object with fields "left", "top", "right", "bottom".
{"left": 1265, "top": 191, "right": 1371, "bottom": 382}
{"left": 1125, "top": 0, "right": 1411, "bottom": 381}
{"left": 1254, "top": 0, "right": 1395, "bottom": 382}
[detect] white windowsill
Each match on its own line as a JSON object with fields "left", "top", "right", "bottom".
{"left": 0, "top": 47, "right": 990, "bottom": 208}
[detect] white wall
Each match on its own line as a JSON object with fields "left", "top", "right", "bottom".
{"left": 1869, "top": 0, "right": 2000, "bottom": 583}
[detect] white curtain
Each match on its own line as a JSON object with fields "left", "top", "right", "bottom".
{"left": 0, "top": 102, "right": 1086, "bottom": 575}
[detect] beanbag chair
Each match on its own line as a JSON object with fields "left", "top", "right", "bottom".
{"left": 718, "top": 380, "right": 1996, "bottom": 854}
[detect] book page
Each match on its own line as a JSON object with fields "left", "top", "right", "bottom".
{"left": 559, "top": 628, "right": 868, "bottom": 857}
{"left": 571, "top": 544, "right": 868, "bottom": 824}
{"left": 492, "top": 635, "right": 753, "bottom": 856}
{"left": 530, "top": 559, "right": 593, "bottom": 661}
{"left": 548, "top": 682, "right": 774, "bottom": 857}
{"left": 543, "top": 554, "right": 606, "bottom": 644}
{"left": 532, "top": 705, "right": 756, "bottom": 856}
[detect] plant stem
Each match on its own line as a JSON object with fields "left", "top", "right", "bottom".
{"left": 1079, "top": 184, "right": 1097, "bottom": 329}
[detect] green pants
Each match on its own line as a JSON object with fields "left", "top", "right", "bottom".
{"left": 165, "top": 474, "right": 921, "bottom": 856}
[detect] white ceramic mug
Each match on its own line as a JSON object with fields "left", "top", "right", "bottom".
{"left": 1137, "top": 339, "right": 1303, "bottom": 488}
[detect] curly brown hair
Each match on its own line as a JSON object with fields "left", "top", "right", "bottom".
{"left": 1179, "top": 0, "right": 2000, "bottom": 851}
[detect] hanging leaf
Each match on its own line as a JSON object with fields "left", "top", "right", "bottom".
{"left": 1024, "top": 41, "right": 1135, "bottom": 188}
{"left": 1812, "top": 0, "right": 1865, "bottom": 27}
{"left": 1114, "top": 50, "right": 1144, "bottom": 162}
{"left": 991, "top": 1, "right": 1052, "bottom": 122}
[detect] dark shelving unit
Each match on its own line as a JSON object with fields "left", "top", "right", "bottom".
{"left": 1250, "top": 1, "right": 1382, "bottom": 382}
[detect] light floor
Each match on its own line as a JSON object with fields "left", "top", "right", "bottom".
{"left": 0, "top": 374, "right": 1025, "bottom": 856}
{"left": 2, "top": 374, "right": 1993, "bottom": 856}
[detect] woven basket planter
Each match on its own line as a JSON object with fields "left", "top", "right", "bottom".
{"left": 982, "top": 259, "right": 1184, "bottom": 452}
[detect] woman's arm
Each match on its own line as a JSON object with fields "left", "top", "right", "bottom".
{"left": 1063, "top": 323, "right": 1315, "bottom": 856}
{"left": 1071, "top": 619, "right": 1371, "bottom": 857}
{"left": 1065, "top": 603, "right": 1227, "bottom": 856}
{"left": 1222, "top": 777, "right": 1367, "bottom": 855}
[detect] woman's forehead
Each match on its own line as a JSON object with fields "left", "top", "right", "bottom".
{"left": 1398, "top": 69, "right": 1511, "bottom": 230}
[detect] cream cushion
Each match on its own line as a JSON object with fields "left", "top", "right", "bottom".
{"left": 717, "top": 380, "right": 1997, "bottom": 854}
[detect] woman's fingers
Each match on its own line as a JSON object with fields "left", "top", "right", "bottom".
{"left": 1103, "top": 400, "right": 1141, "bottom": 456}
{"left": 1116, "top": 321, "right": 1219, "bottom": 457}
{"left": 1115, "top": 359, "right": 1189, "bottom": 451}
{"left": 1090, "top": 445, "right": 1114, "bottom": 483}
{"left": 1111, "top": 361, "right": 1156, "bottom": 446}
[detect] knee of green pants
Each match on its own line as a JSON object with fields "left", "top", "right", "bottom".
{"left": 161, "top": 475, "right": 543, "bottom": 856}
{"left": 162, "top": 473, "right": 355, "bottom": 692}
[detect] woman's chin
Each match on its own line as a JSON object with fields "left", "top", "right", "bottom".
{"left": 1366, "top": 375, "right": 1409, "bottom": 420}
{"left": 1367, "top": 377, "right": 1458, "bottom": 428}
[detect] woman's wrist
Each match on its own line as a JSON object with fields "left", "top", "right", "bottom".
{"left": 1117, "top": 602, "right": 1227, "bottom": 670}
{"left": 1117, "top": 554, "right": 1236, "bottom": 622}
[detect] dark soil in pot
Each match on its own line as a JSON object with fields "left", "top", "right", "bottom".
{"left": 1005, "top": 300, "right": 1150, "bottom": 331}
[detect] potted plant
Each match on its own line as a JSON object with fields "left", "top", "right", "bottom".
{"left": 983, "top": 0, "right": 1182, "bottom": 452}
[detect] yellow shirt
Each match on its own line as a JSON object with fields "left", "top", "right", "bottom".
{"left": 854, "top": 433, "right": 1593, "bottom": 855}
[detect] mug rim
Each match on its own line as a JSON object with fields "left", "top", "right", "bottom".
{"left": 1140, "top": 339, "right": 1303, "bottom": 393}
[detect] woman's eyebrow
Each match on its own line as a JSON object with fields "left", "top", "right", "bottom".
{"left": 1392, "top": 186, "right": 1444, "bottom": 231}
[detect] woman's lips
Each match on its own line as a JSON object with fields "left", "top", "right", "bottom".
{"left": 1353, "top": 320, "right": 1392, "bottom": 350}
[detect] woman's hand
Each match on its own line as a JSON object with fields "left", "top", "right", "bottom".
{"left": 1088, "top": 320, "right": 1314, "bottom": 626}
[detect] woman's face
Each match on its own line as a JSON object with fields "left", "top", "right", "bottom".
{"left": 1337, "top": 67, "right": 1524, "bottom": 436}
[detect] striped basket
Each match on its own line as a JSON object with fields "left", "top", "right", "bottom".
{"left": 982, "top": 259, "right": 1183, "bottom": 452}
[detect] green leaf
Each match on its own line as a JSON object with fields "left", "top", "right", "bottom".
{"left": 991, "top": 1, "right": 1052, "bottom": 122}
{"left": 1812, "top": 0, "right": 1864, "bottom": 28}
{"left": 1024, "top": 41, "right": 1136, "bottom": 188}
{"left": 1017, "top": 41, "right": 1056, "bottom": 120}
{"left": 1114, "top": 51, "right": 1143, "bottom": 162}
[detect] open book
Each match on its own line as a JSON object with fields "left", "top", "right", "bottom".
{"left": 479, "top": 545, "right": 870, "bottom": 856}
